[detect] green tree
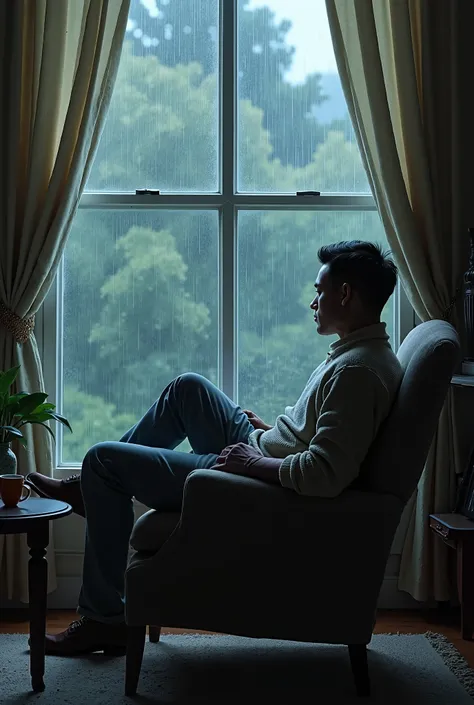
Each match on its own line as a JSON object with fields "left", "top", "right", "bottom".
{"left": 88, "top": 225, "right": 214, "bottom": 411}
{"left": 87, "top": 43, "right": 219, "bottom": 192}
{"left": 126, "top": 0, "right": 327, "bottom": 167}
{"left": 62, "top": 386, "right": 136, "bottom": 462}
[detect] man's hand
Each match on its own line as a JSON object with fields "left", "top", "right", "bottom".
{"left": 210, "top": 442, "right": 282, "bottom": 485}
{"left": 243, "top": 409, "right": 273, "bottom": 432}
{"left": 211, "top": 442, "right": 263, "bottom": 474}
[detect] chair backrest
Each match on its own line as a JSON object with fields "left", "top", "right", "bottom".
{"left": 355, "top": 319, "right": 460, "bottom": 502}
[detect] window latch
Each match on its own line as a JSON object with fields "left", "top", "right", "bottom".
{"left": 296, "top": 191, "right": 321, "bottom": 196}
{"left": 135, "top": 189, "right": 161, "bottom": 195}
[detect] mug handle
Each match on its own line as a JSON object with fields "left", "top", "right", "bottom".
{"left": 19, "top": 484, "right": 31, "bottom": 502}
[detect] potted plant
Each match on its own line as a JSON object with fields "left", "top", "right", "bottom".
{"left": 0, "top": 365, "right": 72, "bottom": 474}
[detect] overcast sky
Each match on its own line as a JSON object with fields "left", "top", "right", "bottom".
{"left": 138, "top": 0, "right": 338, "bottom": 83}
{"left": 247, "top": 0, "right": 338, "bottom": 81}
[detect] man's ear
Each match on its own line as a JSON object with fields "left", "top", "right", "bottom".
{"left": 341, "top": 282, "right": 351, "bottom": 307}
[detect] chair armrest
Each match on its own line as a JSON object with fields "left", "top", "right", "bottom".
{"left": 180, "top": 468, "right": 402, "bottom": 526}
{"left": 170, "top": 469, "right": 404, "bottom": 569}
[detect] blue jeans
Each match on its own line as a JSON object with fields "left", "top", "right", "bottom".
{"left": 78, "top": 373, "right": 253, "bottom": 623}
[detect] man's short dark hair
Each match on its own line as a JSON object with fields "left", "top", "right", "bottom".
{"left": 318, "top": 241, "right": 398, "bottom": 315}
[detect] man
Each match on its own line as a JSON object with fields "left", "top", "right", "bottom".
{"left": 26, "top": 240, "right": 403, "bottom": 655}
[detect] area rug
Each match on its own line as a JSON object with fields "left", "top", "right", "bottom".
{"left": 0, "top": 632, "right": 473, "bottom": 704}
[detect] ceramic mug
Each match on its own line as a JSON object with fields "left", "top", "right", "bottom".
{"left": 0, "top": 474, "right": 31, "bottom": 508}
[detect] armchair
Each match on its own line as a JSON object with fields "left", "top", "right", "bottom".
{"left": 124, "top": 320, "right": 460, "bottom": 697}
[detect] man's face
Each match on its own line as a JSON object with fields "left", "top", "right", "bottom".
{"left": 310, "top": 264, "right": 348, "bottom": 336}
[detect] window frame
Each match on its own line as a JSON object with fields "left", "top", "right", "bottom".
{"left": 39, "top": 0, "right": 415, "bottom": 473}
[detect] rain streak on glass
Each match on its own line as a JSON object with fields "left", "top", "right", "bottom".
{"left": 238, "top": 0, "right": 370, "bottom": 193}
{"left": 85, "top": 0, "right": 219, "bottom": 193}
{"left": 61, "top": 210, "right": 218, "bottom": 464}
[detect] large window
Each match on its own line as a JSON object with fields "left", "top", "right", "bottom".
{"left": 42, "top": 0, "right": 406, "bottom": 469}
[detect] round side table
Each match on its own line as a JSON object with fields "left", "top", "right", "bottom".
{"left": 0, "top": 497, "right": 72, "bottom": 692}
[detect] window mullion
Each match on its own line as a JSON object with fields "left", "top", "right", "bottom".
{"left": 221, "top": 0, "right": 236, "bottom": 200}
{"left": 220, "top": 0, "right": 237, "bottom": 399}
{"left": 220, "top": 205, "right": 237, "bottom": 399}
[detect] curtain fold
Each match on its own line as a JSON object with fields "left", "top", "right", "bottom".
{"left": 326, "top": 0, "right": 473, "bottom": 600}
{"left": 0, "top": 0, "right": 130, "bottom": 602}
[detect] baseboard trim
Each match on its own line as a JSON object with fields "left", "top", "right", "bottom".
{"left": 1, "top": 576, "right": 420, "bottom": 610}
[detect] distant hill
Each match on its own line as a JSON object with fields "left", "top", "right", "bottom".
{"left": 313, "top": 72, "right": 347, "bottom": 124}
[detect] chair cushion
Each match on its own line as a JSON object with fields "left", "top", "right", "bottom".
{"left": 130, "top": 510, "right": 180, "bottom": 552}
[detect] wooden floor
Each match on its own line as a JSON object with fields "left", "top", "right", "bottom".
{"left": 2, "top": 608, "right": 473, "bottom": 668}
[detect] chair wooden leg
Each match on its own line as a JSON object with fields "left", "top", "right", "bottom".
{"left": 125, "top": 625, "right": 147, "bottom": 696}
{"left": 149, "top": 625, "right": 161, "bottom": 643}
{"left": 348, "top": 644, "right": 370, "bottom": 697}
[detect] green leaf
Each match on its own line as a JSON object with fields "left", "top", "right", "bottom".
{"left": 21, "top": 412, "right": 53, "bottom": 423}
{"left": 15, "top": 393, "right": 49, "bottom": 416}
{"left": 5, "top": 393, "right": 28, "bottom": 407}
{"left": 0, "top": 425, "right": 24, "bottom": 439}
{"left": 0, "top": 366, "right": 20, "bottom": 395}
{"left": 34, "top": 403, "right": 56, "bottom": 413}
{"left": 20, "top": 411, "right": 72, "bottom": 433}
{"left": 1, "top": 394, "right": 28, "bottom": 421}
{"left": 49, "top": 412, "right": 73, "bottom": 433}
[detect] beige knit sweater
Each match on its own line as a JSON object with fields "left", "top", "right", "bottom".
{"left": 248, "top": 323, "right": 402, "bottom": 497}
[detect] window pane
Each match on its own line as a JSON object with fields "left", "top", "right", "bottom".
{"left": 86, "top": 0, "right": 219, "bottom": 193}
{"left": 61, "top": 210, "right": 218, "bottom": 464}
{"left": 238, "top": 0, "right": 369, "bottom": 194}
{"left": 237, "top": 211, "right": 393, "bottom": 422}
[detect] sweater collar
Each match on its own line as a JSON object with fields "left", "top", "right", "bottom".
{"left": 327, "top": 322, "right": 389, "bottom": 359}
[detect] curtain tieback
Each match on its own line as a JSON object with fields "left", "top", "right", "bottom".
{"left": 0, "top": 300, "right": 35, "bottom": 344}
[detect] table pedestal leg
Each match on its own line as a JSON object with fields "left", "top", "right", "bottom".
{"left": 27, "top": 522, "right": 49, "bottom": 692}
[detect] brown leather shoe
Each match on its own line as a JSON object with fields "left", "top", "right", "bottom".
{"left": 40, "top": 616, "right": 127, "bottom": 656}
{"left": 24, "top": 472, "right": 85, "bottom": 517}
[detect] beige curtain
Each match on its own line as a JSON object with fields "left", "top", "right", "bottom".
{"left": 0, "top": 0, "right": 130, "bottom": 602}
{"left": 326, "top": 0, "right": 474, "bottom": 600}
